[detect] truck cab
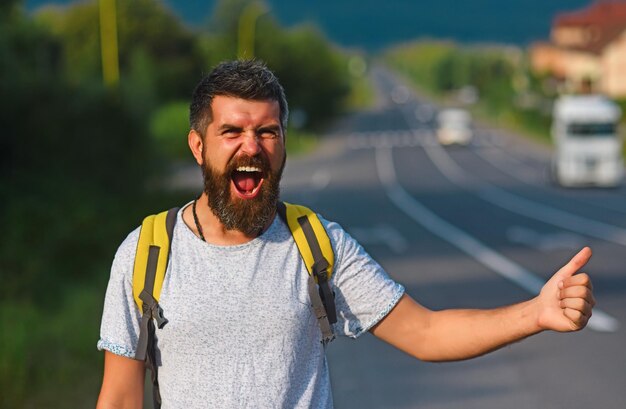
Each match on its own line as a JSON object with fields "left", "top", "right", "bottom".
{"left": 551, "top": 95, "right": 623, "bottom": 187}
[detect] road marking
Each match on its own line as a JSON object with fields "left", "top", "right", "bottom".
{"left": 474, "top": 139, "right": 626, "bottom": 216}
{"left": 348, "top": 130, "right": 425, "bottom": 150}
{"left": 348, "top": 224, "right": 409, "bottom": 254}
{"left": 478, "top": 186, "right": 626, "bottom": 246}
{"left": 311, "top": 169, "right": 331, "bottom": 190}
{"left": 506, "top": 226, "right": 586, "bottom": 252}
{"left": 375, "top": 145, "right": 619, "bottom": 332}
{"left": 416, "top": 129, "right": 626, "bottom": 247}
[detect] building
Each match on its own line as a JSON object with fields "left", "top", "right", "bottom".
{"left": 530, "top": 1, "right": 626, "bottom": 97}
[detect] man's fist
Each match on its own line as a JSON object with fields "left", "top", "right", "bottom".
{"left": 537, "top": 247, "right": 595, "bottom": 332}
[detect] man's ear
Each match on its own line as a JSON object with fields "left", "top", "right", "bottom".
{"left": 188, "top": 129, "right": 204, "bottom": 166}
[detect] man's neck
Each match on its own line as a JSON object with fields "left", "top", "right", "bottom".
{"left": 182, "top": 194, "right": 275, "bottom": 245}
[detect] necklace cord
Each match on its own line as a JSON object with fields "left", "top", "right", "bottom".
{"left": 192, "top": 198, "right": 206, "bottom": 242}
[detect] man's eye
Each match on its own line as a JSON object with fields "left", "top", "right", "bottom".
{"left": 259, "top": 130, "right": 279, "bottom": 139}
{"left": 222, "top": 130, "right": 240, "bottom": 138}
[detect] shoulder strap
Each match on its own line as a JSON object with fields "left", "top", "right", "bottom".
{"left": 132, "top": 208, "right": 178, "bottom": 313}
{"left": 277, "top": 202, "right": 337, "bottom": 344}
{"left": 132, "top": 207, "right": 178, "bottom": 409}
{"left": 276, "top": 202, "right": 335, "bottom": 279}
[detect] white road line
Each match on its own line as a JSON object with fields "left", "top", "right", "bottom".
{"left": 347, "top": 130, "right": 425, "bottom": 150}
{"left": 311, "top": 169, "right": 331, "bottom": 190}
{"left": 375, "top": 145, "right": 619, "bottom": 333}
{"left": 474, "top": 141, "right": 626, "bottom": 216}
{"left": 416, "top": 129, "right": 626, "bottom": 247}
{"left": 506, "top": 226, "right": 586, "bottom": 252}
{"left": 478, "top": 186, "right": 626, "bottom": 246}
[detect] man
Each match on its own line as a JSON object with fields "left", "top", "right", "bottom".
{"left": 96, "top": 60, "right": 595, "bottom": 408}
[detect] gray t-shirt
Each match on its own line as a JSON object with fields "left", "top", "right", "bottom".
{"left": 98, "top": 205, "right": 404, "bottom": 408}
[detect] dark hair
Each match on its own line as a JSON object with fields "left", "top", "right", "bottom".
{"left": 189, "top": 60, "right": 289, "bottom": 136}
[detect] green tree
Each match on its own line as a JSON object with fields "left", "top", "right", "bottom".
{"left": 1, "top": 4, "right": 163, "bottom": 407}
{"left": 36, "top": 0, "right": 205, "bottom": 102}
{"left": 256, "top": 23, "right": 350, "bottom": 128}
{"left": 202, "top": 0, "right": 352, "bottom": 130}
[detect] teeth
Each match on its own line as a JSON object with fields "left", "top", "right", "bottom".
{"left": 236, "top": 166, "right": 261, "bottom": 172}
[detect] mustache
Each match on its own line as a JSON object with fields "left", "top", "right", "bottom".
{"left": 226, "top": 154, "right": 271, "bottom": 176}
{"left": 201, "top": 152, "right": 282, "bottom": 236}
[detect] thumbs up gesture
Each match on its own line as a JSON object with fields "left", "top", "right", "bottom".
{"left": 536, "top": 247, "right": 596, "bottom": 332}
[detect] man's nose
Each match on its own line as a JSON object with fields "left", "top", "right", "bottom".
{"left": 240, "top": 131, "right": 262, "bottom": 156}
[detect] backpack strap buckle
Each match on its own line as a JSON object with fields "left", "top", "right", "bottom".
{"left": 307, "top": 275, "right": 336, "bottom": 345}
{"left": 140, "top": 289, "right": 169, "bottom": 329}
{"left": 312, "top": 265, "right": 337, "bottom": 325}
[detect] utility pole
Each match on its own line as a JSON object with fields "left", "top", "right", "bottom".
{"left": 99, "top": 0, "right": 120, "bottom": 87}
{"left": 238, "top": 2, "right": 268, "bottom": 59}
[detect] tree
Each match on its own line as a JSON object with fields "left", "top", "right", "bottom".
{"left": 36, "top": 0, "right": 205, "bottom": 102}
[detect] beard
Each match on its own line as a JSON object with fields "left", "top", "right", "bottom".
{"left": 201, "top": 151, "right": 285, "bottom": 236}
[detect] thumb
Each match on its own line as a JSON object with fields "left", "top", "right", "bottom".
{"left": 552, "top": 246, "right": 592, "bottom": 282}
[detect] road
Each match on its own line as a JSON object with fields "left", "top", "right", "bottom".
{"left": 279, "top": 67, "right": 626, "bottom": 409}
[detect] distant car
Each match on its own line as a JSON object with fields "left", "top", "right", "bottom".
{"left": 436, "top": 108, "right": 473, "bottom": 146}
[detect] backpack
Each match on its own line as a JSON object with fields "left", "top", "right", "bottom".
{"left": 131, "top": 202, "right": 337, "bottom": 408}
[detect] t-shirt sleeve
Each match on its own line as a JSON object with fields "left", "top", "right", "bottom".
{"left": 323, "top": 218, "right": 405, "bottom": 339}
{"left": 97, "top": 228, "right": 142, "bottom": 358}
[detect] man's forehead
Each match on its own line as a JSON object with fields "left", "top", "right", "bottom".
{"left": 210, "top": 96, "right": 281, "bottom": 123}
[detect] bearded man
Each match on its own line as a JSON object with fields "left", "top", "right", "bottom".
{"left": 96, "top": 60, "right": 595, "bottom": 409}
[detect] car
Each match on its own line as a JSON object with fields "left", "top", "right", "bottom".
{"left": 436, "top": 108, "right": 473, "bottom": 146}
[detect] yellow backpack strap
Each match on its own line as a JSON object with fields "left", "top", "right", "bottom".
{"left": 132, "top": 208, "right": 178, "bottom": 314}
{"left": 277, "top": 202, "right": 337, "bottom": 344}
{"left": 277, "top": 202, "right": 335, "bottom": 278}
{"left": 132, "top": 207, "right": 178, "bottom": 409}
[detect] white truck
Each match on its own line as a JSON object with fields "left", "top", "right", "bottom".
{"left": 551, "top": 95, "right": 623, "bottom": 187}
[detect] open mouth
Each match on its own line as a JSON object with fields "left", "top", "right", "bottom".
{"left": 231, "top": 166, "right": 265, "bottom": 199}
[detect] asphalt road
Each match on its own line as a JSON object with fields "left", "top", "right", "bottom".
{"left": 280, "top": 68, "right": 626, "bottom": 409}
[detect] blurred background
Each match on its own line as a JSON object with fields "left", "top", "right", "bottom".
{"left": 2, "top": 0, "right": 626, "bottom": 407}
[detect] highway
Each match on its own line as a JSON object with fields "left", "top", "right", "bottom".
{"left": 280, "top": 67, "right": 626, "bottom": 409}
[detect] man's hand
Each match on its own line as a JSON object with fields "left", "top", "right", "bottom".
{"left": 535, "top": 247, "right": 595, "bottom": 332}
{"left": 372, "top": 246, "right": 596, "bottom": 362}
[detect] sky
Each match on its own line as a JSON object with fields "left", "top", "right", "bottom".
{"left": 25, "top": 0, "right": 593, "bottom": 50}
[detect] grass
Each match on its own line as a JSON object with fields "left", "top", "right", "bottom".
{"left": 345, "top": 66, "right": 377, "bottom": 111}
{"left": 471, "top": 103, "right": 552, "bottom": 146}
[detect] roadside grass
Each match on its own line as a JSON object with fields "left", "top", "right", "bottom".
{"left": 471, "top": 102, "right": 552, "bottom": 146}
{"left": 345, "top": 68, "right": 376, "bottom": 111}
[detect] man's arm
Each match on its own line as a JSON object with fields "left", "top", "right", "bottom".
{"left": 371, "top": 247, "right": 595, "bottom": 362}
{"left": 96, "top": 351, "right": 145, "bottom": 409}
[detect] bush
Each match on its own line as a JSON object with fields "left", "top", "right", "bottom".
{"left": 0, "top": 9, "right": 160, "bottom": 406}
{"left": 150, "top": 101, "right": 191, "bottom": 160}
